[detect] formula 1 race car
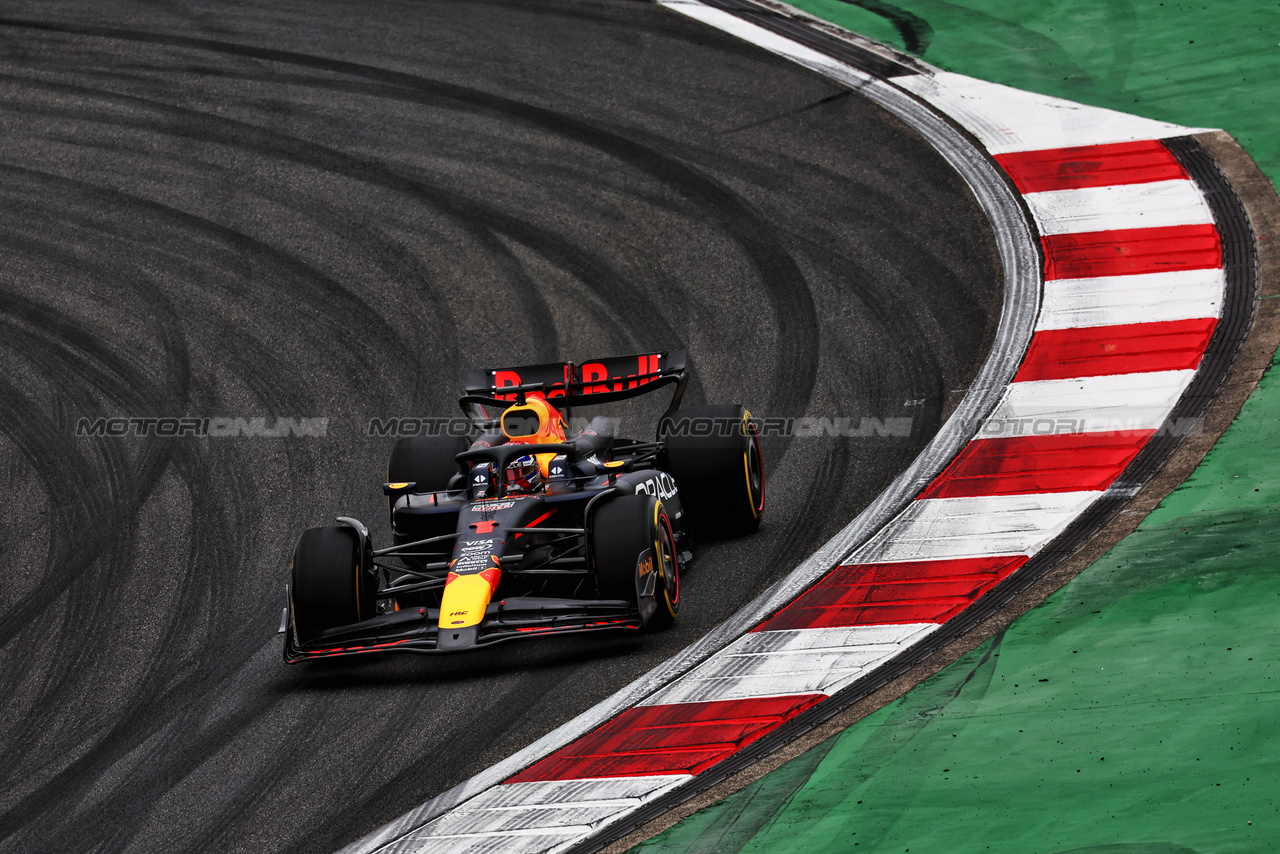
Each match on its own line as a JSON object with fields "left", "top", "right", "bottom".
{"left": 282, "top": 350, "right": 763, "bottom": 661}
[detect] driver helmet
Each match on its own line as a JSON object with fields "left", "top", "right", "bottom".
{"left": 505, "top": 454, "right": 540, "bottom": 493}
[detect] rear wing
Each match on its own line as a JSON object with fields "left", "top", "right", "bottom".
{"left": 461, "top": 350, "right": 688, "bottom": 425}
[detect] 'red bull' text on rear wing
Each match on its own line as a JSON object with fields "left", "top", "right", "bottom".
{"left": 461, "top": 350, "right": 688, "bottom": 424}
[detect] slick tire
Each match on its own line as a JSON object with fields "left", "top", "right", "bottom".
{"left": 388, "top": 434, "right": 468, "bottom": 492}
{"left": 386, "top": 434, "right": 468, "bottom": 522}
{"left": 591, "top": 494, "right": 679, "bottom": 629}
{"left": 660, "top": 403, "right": 764, "bottom": 537}
{"left": 290, "top": 525, "right": 373, "bottom": 644}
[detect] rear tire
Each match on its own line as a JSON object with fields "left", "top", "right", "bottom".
{"left": 290, "top": 526, "right": 373, "bottom": 644}
{"left": 591, "top": 494, "right": 679, "bottom": 628}
{"left": 660, "top": 404, "right": 764, "bottom": 537}
{"left": 387, "top": 435, "right": 468, "bottom": 523}
{"left": 387, "top": 434, "right": 467, "bottom": 491}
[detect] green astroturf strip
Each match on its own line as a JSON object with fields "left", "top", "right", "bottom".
{"left": 635, "top": 357, "right": 1280, "bottom": 852}
{"left": 633, "top": 2, "right": 1280, "bottom": 852}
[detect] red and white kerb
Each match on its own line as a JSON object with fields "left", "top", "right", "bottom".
{"left": 360, "top": 24, "right": 1227, "bottom": 854}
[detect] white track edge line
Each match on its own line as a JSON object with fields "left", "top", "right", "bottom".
{"left": 336, "top": 3, "right": 1043, "bottom": 852}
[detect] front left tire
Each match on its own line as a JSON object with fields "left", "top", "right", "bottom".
{"left": 290, "top": 525, "right": 374, "bottom": 645}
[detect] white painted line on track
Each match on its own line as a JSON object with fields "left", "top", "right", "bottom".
{"left": 896, "top": 70, "right": 1211, "bottom": 154}
{"left": 335, "top": 0, "right": 1238, "bottom": 849}
{"left": 659, "top": 0, "right": 875, "bottom": 88}
{"left": 339, "top": 6, "right": 1043, "bottom": 851}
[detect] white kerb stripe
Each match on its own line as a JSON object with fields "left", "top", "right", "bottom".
{"left": 1038, "top": 269, "right": 1225, "bottom": 330}
{"left": 1022, "top": 180, "right": 1213, "bottom": 235}
{"left": 476, "top": 776, "right": 686, "bottom": 807}
{"left": 848, "top": 491, "right": 1101, "bottom": 564}
{"left": 390, "top": 777, "right": 690, "bottom": 854}
{"left": 643, "top": 624, "right": 938, "bottom": 706}
{"left": 896, "top": 71, "right": 1210, "bottom": 153}
{"left": 982, "top": 369, "right": 1196, "bottom": 436}
{"left": 332, "top": 12, "right": 1223, "bottom": 854}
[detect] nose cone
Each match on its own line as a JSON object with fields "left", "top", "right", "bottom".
{"left": 439, "top": 565, "right": 501, "bottom": 629}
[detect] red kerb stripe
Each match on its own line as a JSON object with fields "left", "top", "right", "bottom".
{"left": 1013, "top": 318, "right": 1218, "bottom": 382}
{"left": 505, "top": 695, "right": 823, "bottom": 782}
{"left": 920, "top": 431, "right": 1154, "bottom": 499}
{"left": 755, "top": 556, "right": 1028, "bottom": 632}
{"left": 996, "top": 140, "right": 1187, "bottom": 193}
{"left": 1042, "top": 223, "right": 1220, "bottom": 280}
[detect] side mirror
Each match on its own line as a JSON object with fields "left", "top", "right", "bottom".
{"left": 469, "top": 463, "right": 494, "bottom": 499}
{"left": 548, "top": 454, "right": 573, "bottom": 484}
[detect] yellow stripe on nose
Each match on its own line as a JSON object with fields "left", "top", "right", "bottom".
{"left": 439, "top": 570, "right": 499, "bottom": 628}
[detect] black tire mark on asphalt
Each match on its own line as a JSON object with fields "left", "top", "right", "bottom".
{"left": 0, "top": 157, "right": 409, "bottom": 850}
{"left": 0, "top": 4, "right": 1000, "bottom": 851}
{"left": 0, "top": 162, "right": 403, "bottom": 636}
{"left": 0, "top": 19, "right": 822, "bottom": 421}
{"left": 0, "top": 67, "right": 712, "bottom": 413}
{"left": 836, "top": 0, "right": 933, "bottom": 54}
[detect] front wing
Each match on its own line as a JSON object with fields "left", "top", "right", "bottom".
{"left": 282, "top": 594, "right": 641, "bottom": 662}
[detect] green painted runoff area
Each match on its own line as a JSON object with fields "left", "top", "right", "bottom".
{"left": 788, "top": 0, "right": 1280, "bottom": 183}
{"left": 634, "top": 1, "right": 1280, "bottom": 851}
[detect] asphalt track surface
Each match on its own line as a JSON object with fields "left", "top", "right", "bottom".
{"left": 0, "top": 2, "right": 1002, "bottom": 852}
